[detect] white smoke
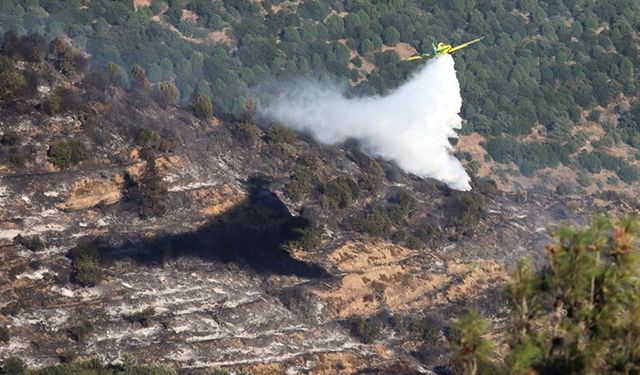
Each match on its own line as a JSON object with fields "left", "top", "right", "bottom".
{"left": 261, "top": 54, "right": 471, "bottom": 191}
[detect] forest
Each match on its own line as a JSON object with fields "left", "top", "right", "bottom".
{"left": 0, "top": 0, "right": 639, "bottom": 185}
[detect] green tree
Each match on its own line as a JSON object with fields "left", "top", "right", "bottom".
{"left": 189, "top": 92, "right": 213, "bottom": 119}
{"left": 48, "top": 141, "right": 87, "bottom": 169}
{"left": 0, "top": 357, "right": 25, "bottom": 375}
{"left": 453, "top": 217, "right": 640, "bottom": 374}
{"left": 325, "top": 14, "right": 344, "bottom": 40}
{"left": 130, "top": 63, "right": 151, "bottom": 92}
{"left": 0, "top": 57, "right": 26, "bottom": 101}
{"left": 137, "top": 159, "right": 168, "bottom": 219}
{"left": 153, "top": 81, "right": 179, "bottom": 106}
{"left": 451, "top": 310, "right": 496, "bottom": 375}
{"left": 69, "top": 241, "right": 102, "bottom": 287}
{"left": 383, "top": 26, "right": 400, "bottom": 46}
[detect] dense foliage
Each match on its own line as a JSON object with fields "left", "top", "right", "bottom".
{"left": 451, "top": 217, "right": 640, "bottom": 374}
{"left": 1, "top": 0, "right": 639, "bottom": 184}
{"left": 69, "top": 241, "right": 102, "bottom": 287}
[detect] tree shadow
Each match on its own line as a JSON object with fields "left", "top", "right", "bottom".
{"left": 102, "top": 176, "right": 328, "bottom": 278}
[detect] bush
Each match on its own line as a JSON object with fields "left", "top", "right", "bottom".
{"left": 67, "top": 320, "right": 93, "bottom": 342}
{"left": 41, "top": 94, "right": 61, "bottom": 115}
{"left": 1, "top": 131, "right": 19, "bottom": 146}
{"left": 59, "top": 350, "right": 77, "bottom": 364}
{"left": 349, "top": 315, "right": 381, "bottom": 344}
{"left": 322, "top": 176, "right": 359, "bottom": 208}
{"left": 266, "top": 124, "right": 297, "bottom": 145}
{"left": 137, "top": 159, "right": 168, "bottom": 219}
{"left": 135, "top": 128, "right": 171, "bottom": 152}
{"left": 13, "top": 234, "right": 45, "bottom": 251}
{"left": 6, "top": 148, "right": 28, "bottom": 169}
{"left": 1, "top": 357, "right": 25, "bottom": 375}
{"left": 387, "top": 189, "right": 415, "bottom": 223}
{"left": 69, "top": 241, "right": 102, "bottom": 287}
{"left": 190, "top": 93, "right": 213, "bottom": 119}
{"left": 48, "top": 141, "right": 87, "bottom": 169}
{"left": 211, "top": 368, "right": 231, "bottom": 375}
{"left": 410, "top": 315, "right": 442, "bottom": 345}
{"left": 0, "top": 326, "right": 9, "bottom": 343}
{"left": 0, "top": 60, "right": 26, "bottom": 100}
{"left": 444, "top": 191, "right": 485, "bottom": 233}
{"left": 285, "top": 168, "right": 317, "bottom": 198}
{"left": 283, "top": 216, "right": 322, "bottom": 251}
{"left": 131, "top": 64, "right": 151, "bottom": 92}
{"left": 153, "top": 81, "right": 179, "bottom": 106}
{"left": 577, "top": 152, "right": 602, "bottom": 174}
{"left": 233, "top": 121, "right": 262, "bottom": 145}
{"left": 353, "top": 206, "right": 393, "bottom": 237}
{"left": 617, "top": 164, "right": 639, "bottom": 184}
{"left": 124, "top": 307, "right": 155, "bottom": 327}
{"left": 15, "top": 34, "right": 46, "bottom": 63}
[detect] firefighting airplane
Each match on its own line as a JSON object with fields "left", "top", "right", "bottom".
{"left": 406, "top": 37, "right": 484, "bottom": 61}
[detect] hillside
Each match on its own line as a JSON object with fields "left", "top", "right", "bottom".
{"left": 1, "top": 0, "right": 639, "bottom": 194}
{"left": 1, "top": 1, "right": 640, "bottom": 374}
{"left": 1, "top": 32, "right": 639, "bottom": 374}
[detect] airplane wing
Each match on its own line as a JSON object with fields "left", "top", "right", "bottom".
{"left": 406, "top": 53, "right": 433, "bottom": 61}
{"left": 448, "top": 37, "right": 484, "bottom": 54}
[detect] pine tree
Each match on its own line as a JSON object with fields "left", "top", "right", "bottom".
{"left": 452, "top": 217, "right": 640, "bottom": 374}
{"left": 451, "top": 310, "right": 496, "bottom": 375}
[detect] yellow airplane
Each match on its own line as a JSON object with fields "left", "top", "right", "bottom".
{"left": 406, "top": 37, "right": 484, "bottom": 61}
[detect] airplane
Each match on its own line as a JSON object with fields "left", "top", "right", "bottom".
{"left": 406, "top": 37, "right": 484, "bottom": 61}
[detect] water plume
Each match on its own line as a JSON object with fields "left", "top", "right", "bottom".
{"left": 261, "top": 54, "right": 471, "bottom": 191}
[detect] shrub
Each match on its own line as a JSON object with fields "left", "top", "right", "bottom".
{"left": 67, "top": 320, "right": 93, "bottom": 342}
{"left": 410, "top": 315, "right": 442, "bottom": 345}
{"left": 0, "top": 64, "right": 26, "bottom": 100}
{"left": 349, "top": 315, "right": 381, "bottom": 344}
{"left": 0, "top": 326, "right": 9, "bottom": 343}
{"left": 577, "top": 152, "right": 602, "bottom": 174}
{"left": 69, "top": 241, "right": 102, "bottom": 287}
{"left": 136, "top": 159, "right": 168, "bottom": 219}
{"left": 387, "top": 189, "right": 415, "bottom": 223}
{"left": 617, "top": 164, "right": 639, "bottom": 184}
{"left": 48, "top": 141, "right": 87, "bottom": 169}
{"left": 7, "top": 148, "right": 28, "bottom": 169}
{"left": 13, "top": 234, "right": 45, "bottom": 251}
{"left": 266, "top": 124, "right": 297, "bottom": 145}
{"left": 16, "top": 34, "right": 46, "bottom": 63}
{"left": 131, "top": 64, "right": 151, "bottom": 92}
{"left": 41, "top": 93, "right": 61, "bottom": 115}
{"left": 322, "top": 176, "right": 359, "bottom": 208}
{"left": 135, "top": 128, "right": 170, "bottom": 152}
{"left": 285, "top": 168, "right": 317, "bottom": 198}
{"left": 106, "top": 62, "right": 125, "bottom": 88}
{"left": 1, "top": 357, "right": 26, "bottom": 375}
{"left": 414, "top": 222, "right": 439, "bottom": 244}
{"left": 353, "top": 206, "right": 393, "bottom": 237}
{"left": 190, "top": 93, "right": 213, "bottom": 119}
{"left": 233, "top": 121, "right": 262, "bottom": 145}
{"left": 153, "top": 81, "right": 179, "bottom": 106}
{"left": 283, "top": 217, "right": 322, "bottom": 251}
{"left": 1, "top": 131, "right": 19, "bottom": 146}
{"left": 211, "top": 368, "right": 231, "bottom": 375}
{"left": 59, "top": 350, "right": 77, "bottom": 363}
{"left": 124, "top": 307, "right": 155, "bottom": 327}
{"left": 444, "top": 191, "right": 485, "bottom": 234}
